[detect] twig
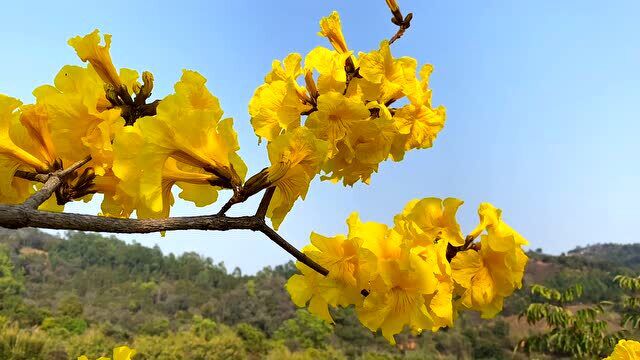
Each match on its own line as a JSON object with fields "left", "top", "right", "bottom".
{"left": 14, "top": 170, "right": 49, "bottom": 183}
{"left": 255, "top": 187, "right": 275, "bottom": 219}
{"left": 21, "top": 156, "right": 92, "bottom": 209}
{"left": 258, "top": 222, "right": 329, "bottom": 276}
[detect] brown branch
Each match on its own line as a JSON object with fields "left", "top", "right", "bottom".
{"left": 255, "top": 187, "right": 275, "bottom": 219}
{"left": 389, "top": 13, "right": 413, "bottom": 45}
{"left": 14, "top": 170, "right": 49, "bottom": 183}
{"left": 0, "top": 206, "right": 261, "bottom": 233}
{"left": 22, "top": 176, "right": 63, "bottom": 209}
{"left": 258, "top": 222, "right": 329, "bottom": 276}
{"left": 21, "top": 156, "right": 92, "bottom": 209}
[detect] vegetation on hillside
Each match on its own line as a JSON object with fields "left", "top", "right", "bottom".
{"left": 0, "top": 229, "right": 638, "bottom": 359}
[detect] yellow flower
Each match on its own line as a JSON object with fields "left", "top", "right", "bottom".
{"left": 305, "top": 91, "right": 370, "bottom": 157}
{"left": 19, "top": 104, "right": 56, "bottom": 165}
{"left": 303, "top": 232, "right": 369, "bottom": 306}
{"left": 112, "top": 122, "right": 226, "bottom": 219}
{"left": 348, "top": 212, "right": 400, "bottom": 262}
{"left": 304, "top": 47, "right": 352, "bottom": 94}
{"left": 413, "top": 240, "right": 455, "bottom": 330}
{"left": 249, "top": 79, "right": 309, "bottom": 141}
{"left": 321, "top": 102, "right": 397, "bottom": 185}
{"left": 451, "top": 232, "right": 528, "bottom": 318}
{"left": 318, "top": 11, "right": 349, "bottom": 54}
{"left": 391, "top": 64, "right": 446, "bottom": 160}
{"left": 469, "top": 202, "right": 528, "bottom": 249}
{"left": 113, "top": 70, "right": 246, "bottom": 216}
{"left": 0, "top": 95, "right": 52, "bottom": 205}
{"left": 604, "top": 339, "right": 640, "bottom": 360}
{"left": 358, "top": 40, "right": 417, "bottom": 104}
{"left": 0, "top": 95, "right": 49, "bottom": 172}
{"left": 68, "top": 29, "right": 122, "bottom": 88}
{"left": 265, "top": 127, "right": 327, "bottom": 229}
{"left": 356, "top": 254, "right": 438, "bottom": 344}
{"left": 34, "top": 65, "right": 119, "bottom": 164}
{"left": 78, "top": 345, "right": 136, "bottom": 360}
{"left": 265, "top": 53, "right": 304, "bottom": 84}
{"left": 92, "top": 171, "right": 136, "bottom": 218}
{"left": 286, "top": 262, "right": 337, "bottom": 323}
{"left": 393, "top": 197, "right": 465, "bottom": 248}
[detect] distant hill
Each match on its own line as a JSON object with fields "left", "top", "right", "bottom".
{"left": 0, "top": 228, "right": 637, "bottom": 359}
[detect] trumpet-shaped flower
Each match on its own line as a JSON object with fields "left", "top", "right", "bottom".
{"left": 113, "top": 70, "right": 246, "bottom": 216}
{"left": 0, "top": 95, "right": 52, "bottom": 204}
{"left": 286, "top": 262, "right": 338, "bottom": 324}
{"left": 393, "top": 197, "right": 465, "bottom": 248}
{"left": 391, "top": 64, "right": 446, "bottom": 160}
{"left": 358, "top": 40, "right": 417, "bottom": 104}
{"left": 305, "top": 91, "right": 370, "bottom": 157}
{"left": 304, "top": 47, "right": 352, "bottom": 94}
{"left": 249, "top": 79, "right": 309, "bottom": 141}
{"left": 321, "top": 102, "right": 397, "bottom": 185}
{"left": 469, "top": 202, "right": 529, "bottom": 249}
{"left": 112, "top": 119, "right": 228, "bottom": 219}
{"left": 357, "top": 254, "right": 438, "bottom": 344}
{"left": 451, "top": 233, "right": 528, "bottom": 318}
{"left": 34, "top": 65, "right": 119, "bottom": 164}
{"left": 0, "top": 96, "right": 49, "bottom": 172}
{"left": 68, "top": 30, "right": 122, "bottom": 88}
{"left": 265, "top": 127, "right": 327, "bottom": 229}
{"left": 318, "top": 11, "right": 349, "bottom": 54}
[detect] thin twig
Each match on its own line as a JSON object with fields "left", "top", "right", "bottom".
{"left": 255, "top": 187, "right": 275, "bottom": 219}
{"left": 389, "top": 13, "right": 413, "bottom": 45}
{"left": 258, "top": 222, "right": 328, "bottom": 276}
{"left": 21, "top": 156, "right": 92, "bottom": 209}
{"left": 14, "top": 170, "right": 49, "bottom": 183}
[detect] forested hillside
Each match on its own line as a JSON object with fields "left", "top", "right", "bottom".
{"left": 0, "top": 229, "right": 638, "bottom": 359}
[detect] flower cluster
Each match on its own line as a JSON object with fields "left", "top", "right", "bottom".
{"left": 286, "top": 198, "right": 528, "bottom": 344}
{"left": 0, "top": 29, "right": 246, "bottom": 220}
{"left": 248, "top": 11, "right": 446, "bottom": 228}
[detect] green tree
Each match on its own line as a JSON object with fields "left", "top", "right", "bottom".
{"left": 614, "top": 274, "right": 640, "bottom": 329}
{"left": 520, "top": 284, "right": 624, "bottom": 359}
{"left": 274, "top": 310, "right": 332, "bottom": 350}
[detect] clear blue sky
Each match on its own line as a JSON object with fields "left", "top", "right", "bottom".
{"left": 1, "top": 1, "right": 638, "bottom": 273}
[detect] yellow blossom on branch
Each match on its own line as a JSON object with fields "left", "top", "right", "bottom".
{"left": 68, "top": 29, "right": 123, "bottom": 88}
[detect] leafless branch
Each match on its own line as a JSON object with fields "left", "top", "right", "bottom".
{"left": 255, "top": 187, "right": 275, "bottom": 219}
{"left": 21, "top": 156, "right": 92, "bottom": 209}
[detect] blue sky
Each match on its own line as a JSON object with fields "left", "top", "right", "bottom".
{"left": 1, "top": 1, "right": 638, "bottom": 273}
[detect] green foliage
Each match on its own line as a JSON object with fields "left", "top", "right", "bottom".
{"left": 58, "top": 294, "right": 83, "bottom": 317}
{"left": 41, "top": 316, "right": 88, "bottom": 336}
{"left": 520, "top": 284, "right": 624, "bottom": 359}
{"left": 0, "top": 326, "right": 50, "bottom": 360}
{"left": 0, "top": 245, "right": 23, "bottom": 299}
{"left": 274, "top": 310, "right": 333, "bottom": 350}
{"left": 614, "top": 274, "right": 640, "bottom": 329}
{"left": 134, "top": 327, "right": 247, "bottom": 360}
{"left": 2, "top": 230, "right": 640, "bottom": 359}
{"left": 235, "top": 322, "right": 270, "bottom": 356}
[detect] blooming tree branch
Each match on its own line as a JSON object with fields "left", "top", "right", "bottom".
{"left": 0, "top": 0, "right": 531, "bottom": 345}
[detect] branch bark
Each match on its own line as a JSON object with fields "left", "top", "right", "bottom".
{"left": 21, "top": 156, "right": 92, "bottom": 209}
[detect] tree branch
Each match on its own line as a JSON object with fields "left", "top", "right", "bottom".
{"left": 21, "top": 156, "right": 92, "bottom": 209}
{"left": 257, "top": 222, "right": 329, "bottom": 277}
{"left": 14, "top": 170, "right": 49, "bottom": 183}
{"left": 255, "top": 187, "right": 275, "bottom": 219}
